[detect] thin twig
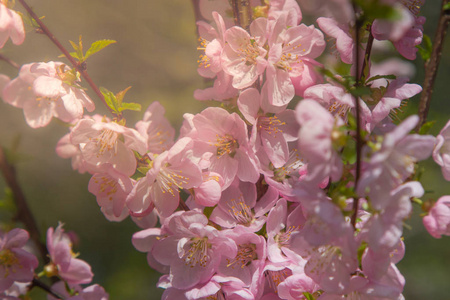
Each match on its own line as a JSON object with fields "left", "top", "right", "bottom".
{"left": 16, "top": 0, "right": 117, "bottom": 117}
{"left": 0, "top": 53, "right": 20, "bottom": 69}
{"left": 416, "top": 0, "right": 450, "bottom": 132}
{"left": 351, "top": 3, "right": 364, "bottom": 229}
{"left": 0, "top": 147, "right": 48, "bottom": 263}
{"left": 31, "top": 278, "right": 65, "bottom": 299}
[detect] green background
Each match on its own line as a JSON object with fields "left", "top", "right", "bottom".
{"left": 0, "top": 1, "right": 449, "bottom": 299}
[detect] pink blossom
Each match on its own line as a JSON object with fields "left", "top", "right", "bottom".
{"left": 182, "top": 107, "right": 260, "bottom": 189}
{"left": 70, "top": 116, "right": 146, "bottom": 176}
{"left": 433, "top": 120, "right": 450, "bottom": 181}
{"left": 135, "top": 101, "right": 175, "bottom": 154}
{"left": 295, "top": 99, "right": 344, "bottom": 184}
{"left": 423, "top": 196, "right": 450, "bottom": 238}
{"left": 210, "top": 179, "right": 277, "bottom": 231}
{"left": 367, "top": 77, "right": 422, "bottom": 130}
{"left": 88, "top": 165, "right": 134, "bottom": 221}
{"left": 266, "top": 199, "right": 306, "bottom": 264}
{"left": 238, "top": 87, "right": 299, "bottom": 168}
{"left": 267, "top": 14, "right": 325, "bottom": 104}
{"left": 357, "top": 115, "right": 435, "bottom": 202}
{"left": 46, "top": 224, "right": 93, "bottom": 284}
{"left": 217, "top": 228, "right": 267, "bottom": 287}
{"left": 317, "top": 17, "right": 353, "bottom": 64}
{"left": 221, "top": 18, "right": 268, "bottom": 89}
{"left": 126, "top": 137, "right": 202, "bottom": 217}
{"left": 2, "top": 62, "right": 95, "bottom": 128}
{"left": 152, "top": 211, "right": 237, "bottom": 289}
{"left": 0, "top": 229, "right": 38, "bottom": 292}
{"left": 48, "top": 281, "right": 109, "bottom": 300}
{"left": 0, "top": 3, "right": 25, "bottom": 48}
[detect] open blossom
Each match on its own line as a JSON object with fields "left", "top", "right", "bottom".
{"left": 433, "top": 120, "right": 450, "bottom": 181}
{"left": 0, "top": 2, "right": 25, "bottom": 48}
{"left": 267, "top": 13, "right": 326, "bottom": 105}
{"left": 0, "top": 229, "right": 38, "bottom": 292}
{"left": 135, "top": 101, "right": 175, "bottom": 154}
{"left": 48, "top": 281, "right": 109, "bottom": 300}
{"left": 127, "top": 137, "right": 202, "bottom": 217}
{"left": 238, "top": 87, "right": 299, "bottom": 168}
{"left": 182, "top": 107, "right": 260, "bottom": 189}
{"left": 70, "top": 115, "right": 147, "bottom": 176}
{"left": 317, "top": 17, "right": 353, "bottom": 64}
{"left": 88, "top": 165, "right": 134, "bottom": 222}
{"left": 46, "top": 224, "right": 93, "bottom": 284}
{"left": 221, "top": 18, "right": 268, "bottom": 89}
{"left": 152, "top": 211, "right": 237, "bottom": 289}
{"left": 423, "top": 196, "right": 450, "bottom": 239}
{"left": 2, "top": 62, "right": 95, "bottom": 128}
{"left": 296, "top": 99, "right": 345, "bottom": 184}
{"left": 357, "top": 115, "right": 435, "bottom": 203}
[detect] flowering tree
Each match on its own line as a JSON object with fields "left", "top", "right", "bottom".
{"left": 1, "top": 0, "right": 450, "bottom": 299}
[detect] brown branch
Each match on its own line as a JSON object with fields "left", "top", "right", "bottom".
{"left": 351, "top": 4, "right": 364, "bottom": 229}
{"left": 16, "top": 0, "right": 118, "bottom": 118}
{"left": 0, "top": 53, "right": 20, "bottom": 69}
{"left": 0, "top": 147, "right": 48, "bottom": 263}
{"left": 31, "top": 278, "right": 65, "bottom": 299}
{"left": 416, "top": 0, "right": 450, "bottom": 132}
{"left": 231, "top": 0, "right": 252, "bottom": 30}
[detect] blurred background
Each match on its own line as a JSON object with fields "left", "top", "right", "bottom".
{"left": 0, "top": 1, "right": 449, "bottom": 299}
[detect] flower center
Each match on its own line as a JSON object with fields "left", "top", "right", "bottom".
{"left": 213, "top": 134, "right": 239, "bottom": 158}
{"left": 94, "top": 129, "right": 119, "bottom": 156}
{"left": 272, "top": 149, "right": 303, "bottom": 182}
{"left": 94, "top": 175, "right": 118, "bottom": 200}
{"left": 0, "top": 249, "right": 20, "bottom": 277}
{"left": 401, "top": 0, "right": 422, "bottom": 15}
{"left": 157, "top": 164, "right": 189, "bottom": 196}
{"left": 266, "top": 269, "right": 291, "bottom": 293}
{"left": 184, "top": 237, "right": 210, "bottom": 268}
{"left": 197, "top": 37, "right": 211, "bottom": 69}
{"left": 228, "top": 198, "right": 254, "bottom": 225}
{"left": 237, "top": 39, "right": 262, "bottom": 66}
{"left": 275, "top": 225, "right": 300, "bottom": 248}
{"left": 226, "top": 243, "right": 258, "bottom": 269}
{"left": 258, "top": 116, "right": 285, "bottom": 136}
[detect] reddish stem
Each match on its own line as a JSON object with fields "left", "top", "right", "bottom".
{"left": 17, "top": 0, "right": 117, "bottom": 117}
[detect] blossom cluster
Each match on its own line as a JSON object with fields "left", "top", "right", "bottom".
{"left": 1, "top": 0, "right": 450, "bottom": 299}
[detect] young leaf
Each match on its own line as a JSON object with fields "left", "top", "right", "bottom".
{"left": 417, "top": 34, "right": 432, "bottom": 62}
{"left": 119, "top": 102, "right": 142, "bottom": 112}
{"left": 85, "top": 40, "right": 117, "bottom": 59}
{"left": 366, "top": 74, "right": 396, "bottom": 84}
{"left": 303, "top": 292, "right": 316, "bottom": 300}
{"left": 116, "top": 86, "right": 132, "bottom": 107}
{"left": 419, "top": 121, "right": 436, "bottom": 135}
{"left": 100, "top": 87, "right": 120, "bottom": 114}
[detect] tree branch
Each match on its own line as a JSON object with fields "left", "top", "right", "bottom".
{"left": 0, "top": 53, "right": 20, "bottom": 69}
{"left": 0, "top": 147, "right": 48, "bottom": 263}
{"left": 31, "top": 278, "right": 65, "bottom": 299}
{"left": 17, "top": 0, "right": 118, "bottom": 117}
{"left": 416, "top": 0, "right": 450, "bottom": 131}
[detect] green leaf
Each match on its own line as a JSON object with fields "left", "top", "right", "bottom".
{"left": 417, "top": 34, "right": 432, "bottom": 62}
{"left": 351, "top": 86, "right": 371, "bottom": 97}
{"left": 418, "top": 120, "right": 436, "bottom": 135}
{"left": 366, "top": 74, "right": 397, "bottom": 84}
{"left": 69, "top": 37, "right": 84, "bottom": 62}
{"left": 85, "top": 40, "right": 117, "bottom": 59}
{"left": 444, "top": 2, "right": 450, "bottom": 11}
{"left": 115, "top": 86, "right": 132, "bottom": 107}
{"left": 119, "top": 102, "right": 142, "bottom": 112}
{"left": 303, "top": 292, "right": 316, "bottom": 300}
{"left": 100, "top": 87, "right": 120, "bottom": 114}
